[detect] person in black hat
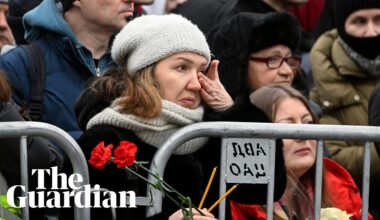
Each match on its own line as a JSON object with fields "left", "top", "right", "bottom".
{"left": 310, "top": 0, "right": 380, "bottom": 217}
{"left": 0, "top": 0, "right": 15, "bottom": 54}
{"left": 207, "top": 11, "right": 318, "bottom": 116}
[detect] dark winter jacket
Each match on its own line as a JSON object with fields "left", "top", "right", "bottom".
{"left": 0, "top": 0, "right": 114, "bottom": 139}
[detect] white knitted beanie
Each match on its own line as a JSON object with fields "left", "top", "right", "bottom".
{"left": 111, "top": 14, "right": 211, "bottom": 74}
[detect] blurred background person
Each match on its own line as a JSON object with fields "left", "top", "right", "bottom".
{"left": 309, "top": 0, "right": 380, "bottom": 217}
{"left": 0, "top": 0, "right": 134, "bottom": 139}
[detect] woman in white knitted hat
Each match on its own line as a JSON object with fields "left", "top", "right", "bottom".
{"left": 75, "top": 14, "right": 232, "bottom": 220}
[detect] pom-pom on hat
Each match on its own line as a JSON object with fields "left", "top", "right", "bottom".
{"left": 111, "top": 14, "right": 211, "bottom": 75}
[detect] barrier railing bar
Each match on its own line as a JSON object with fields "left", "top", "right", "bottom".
{"left": 20, "top": 136, "right": 29, "bottom": 220}
{"left": 0, "top": 122, "right": 90, "bottom": 220}
{"left": 265, "top": 139, "right": 276, "bottom": 220}
{"left": 362, "top": 141, "right": 371, "bottom": 220}
{"left": 314, "top": 140, "right": 324, "bottom": 220}
{"left": 147, "top": 122, "right": 378, "bottom": 218}
{"left": 218, "top": 139, "right": 227, "bottom": 220}
{"left": 218, "top": 139, "right": 227, "bottom": 219}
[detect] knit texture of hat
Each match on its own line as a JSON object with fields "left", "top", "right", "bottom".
{"left": 208, "top": 12, "right": 301, "bottom": 98}
{"left": 111, "top": 14, "right": 211, "bottom": 74}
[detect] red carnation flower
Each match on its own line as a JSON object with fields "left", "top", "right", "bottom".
{"left": 88, "top": 141, "right": 113, "bottom": 169}
{"left": 113, "top": 141, "right": 138, "bottom": 168}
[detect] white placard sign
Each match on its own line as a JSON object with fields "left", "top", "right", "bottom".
{"left": 224, "top": 138, "right": 272, "bottom": 184}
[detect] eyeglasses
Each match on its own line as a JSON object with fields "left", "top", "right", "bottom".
{"left": 249, "top": 56, "right": 302, "bottom": 69}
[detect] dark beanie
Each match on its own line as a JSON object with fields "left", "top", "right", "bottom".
{"left": 334, "top": 0, "right": 380, "bottom": 59}
{"left": 208, "top": 12, "right": 301, "bottom": 98}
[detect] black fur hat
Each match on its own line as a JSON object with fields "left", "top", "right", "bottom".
{"left": 208, "top": 12, "right": 301, "bottom": 98}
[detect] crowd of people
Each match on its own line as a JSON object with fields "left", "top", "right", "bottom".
{"left": 0, "top": 0, "right": 380, "bottom": 219}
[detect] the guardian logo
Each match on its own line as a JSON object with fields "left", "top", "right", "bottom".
{"left": 6, "top": 166, "right": 136, "bottom": 208}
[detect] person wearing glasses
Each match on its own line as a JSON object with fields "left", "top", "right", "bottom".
{"left": 207, "top": 12, "right": 310, "bottom": 111}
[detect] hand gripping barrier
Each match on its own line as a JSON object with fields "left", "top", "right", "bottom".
{"left": 145, "top": 122, "right": 380, "bottom": 220}
{"left": 0, "top": 121, "right": 90, "bottom": 220}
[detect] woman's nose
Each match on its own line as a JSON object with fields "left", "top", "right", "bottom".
{"left": 187, "top": 72, "right": 202, "bottom": 91}
{"left": 277, "top": 62, "right": 293, "bottom": 78}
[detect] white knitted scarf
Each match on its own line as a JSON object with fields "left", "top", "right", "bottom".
{"left": 86, "top": 99, "right": 208, "bottom": 155}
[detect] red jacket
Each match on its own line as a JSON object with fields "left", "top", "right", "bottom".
{"left": 230, "top": 158, "right": 372, "bottom": 220}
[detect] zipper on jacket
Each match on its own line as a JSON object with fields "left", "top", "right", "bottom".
{"left": 95, "top": 67, "right": 100, "bottom": 76}
{"left": 94, "top": 59, "right": 100, "bottom": 76}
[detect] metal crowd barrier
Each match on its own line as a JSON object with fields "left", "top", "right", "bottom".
{"left": 0, "top": 121, "right": 90, "bottom": 220}
{"left": 145, "top": 121, "right": 380, "bottom": 220}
